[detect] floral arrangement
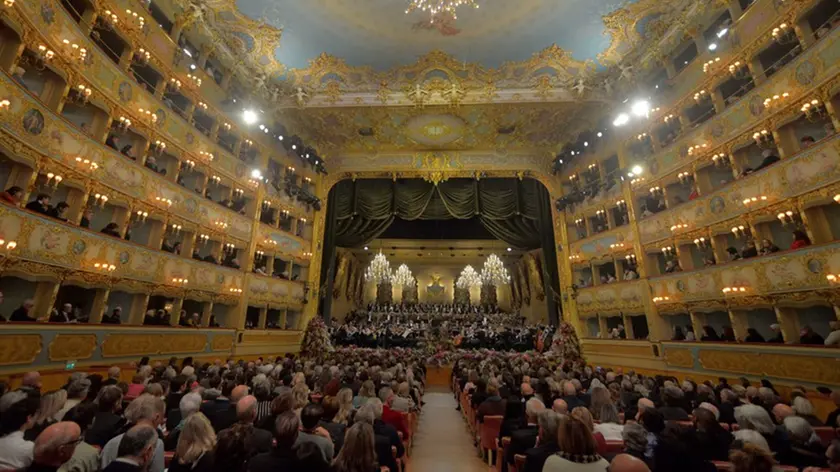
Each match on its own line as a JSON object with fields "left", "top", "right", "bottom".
{"left": 300, "top": 316, "right": 334, "bottom": 358}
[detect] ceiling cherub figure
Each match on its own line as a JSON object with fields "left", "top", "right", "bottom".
{"left": 406, "top": 83, "right": 430, "bottom": 108}
{"left": 294, "top": 86, "right": 310, "bottom": 108}
{"left": 442, "top": 81, "right": 467, "bottom": 107}
{"left": 619, "top": 63, "right": 634, "bottom": 82}
{"left": 573, "top": 78, "right": 587, "bottom": 98}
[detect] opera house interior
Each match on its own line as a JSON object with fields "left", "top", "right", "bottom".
{"left": 1, "top": 0, "right": 840, "bottom": 471}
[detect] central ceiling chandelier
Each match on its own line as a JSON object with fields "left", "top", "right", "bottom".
{"left": 480, "top": 253, "right": 510, "bottom": 286}
{"left": 392, "top": 264, "right": 415, "bottom": 287}
{"left": 364, "top": 251, "right": 392, "bottom": 285}
{"left": 456, "top": 265, "right": 482, "bottom": 289}
{"left": 405, "top": 0, "right": 480, "bottom": 21}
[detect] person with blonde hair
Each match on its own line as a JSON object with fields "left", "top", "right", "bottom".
{"left": 335, "top": 388, "right": 355, "bottom": 425}
{"left": 353, "top": 380, "right": 376, "bottom": 409}
{"left": 26, "top": 389, "right": 68, "bottom": 441}
{"left": 292, "top": 382, "right": 310, "bottom": 415}
{"left": 170, "top": 413, "right": 216, "bottom": 472}
{"left": 333, "top": 422, "right": 377, "bottom": 472}
{"left": 390, "top": 382, "right": 415, "bottom": 412}
{"left": 729, "top": 443, "right": 776, "bottom": 472}
{"left": 543, "top": 415, "right": 609, "bottom": 471}
{"left": 572, "top": 406, "right": 607, "bottom": 454}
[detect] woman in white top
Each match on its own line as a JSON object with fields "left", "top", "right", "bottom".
{"left": 593, "top": 403, "right": 624, "bottom": 441}
{"left": 543, "top": 416, "right": 609, "bottom": 472}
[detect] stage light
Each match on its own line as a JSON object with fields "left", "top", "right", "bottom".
{"left": 242, "top": 109, "right": 257, "bottom": 125}
{"left": 631, "top": 100, "right": 650, "bottom": 117}
{"left": 613, "top": 113, "right": 629, "bottom": 127}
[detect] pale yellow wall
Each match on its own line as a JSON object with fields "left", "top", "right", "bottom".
{"left": 363, "top": 261, "right": 512, "bottom": 311}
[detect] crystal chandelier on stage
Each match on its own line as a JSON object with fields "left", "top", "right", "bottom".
{"left": 456, "top": 265, "right": 482, "bottom": 289}
{"left": 391, "top": 264, "right": 415, "bottom": 287}
{"left": 364, "top": 251, "right": 392, "bottom": 285}
{"left": 480, "top": 253, "right": 510, "bottom": 286}
{"left": 405, "top": 0, "right": 480, "bottom": 20}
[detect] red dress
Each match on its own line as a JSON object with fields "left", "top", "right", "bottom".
{"left": 790, "top": 239, "right": 810, "bottom": 250}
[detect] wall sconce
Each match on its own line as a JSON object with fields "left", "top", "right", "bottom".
{"left": 763, "top": 92, "right": 789, "bottom": 109}
{"left": 712, "top": 153, "right": 730, "bottom": 167}
{"left": 587, "top": 163, "right": 598, "bottom": 173}
{"left": 213, "top": 220, "right": 228, "bottom": 229}
{"left": 693, "top": 90, "right": 710, "bottom": 103}
{"left": 93, "top": 262, "right": 116, "bottom": 271}
{"left": 69, "top": 84, "right": 92, "bottom": 105}
{"left": 616, "top": 199, "right": 627, "bottom": 211}
{"left": 36, "top": 44, "right": 55, "bottom": 64}
{"left": 568, "top": 254, "right": 581, "bottom": 262}
{"left": 771, "top": 23, "right": 795, "bottom": 44}
{"left": 233, "top": 188, "right": 244, "bottom": 197}
{"left": 594, "top": 209, "right": 607, "bottom": 222}
{"left": 625, "top": 254, "right": 637, "bottom": 264}
{"left": 630, "top": 177, "right": 645, "bottom": 185}
{"left": 0, "top": 239, "right": 18, "bottom": 255}
{"left": 209, "top": 175, "right": 221, "bottom": 185}
{"left": 199, "top": 151, "right": 214, "bottom": 162}
{"left": 677, "top": 172, "right": 691, "bottom": 185}
{"left": 222, "top": 122, "right": 232, "bottom": 132}
{"left": 303, "top": 252, "right": 313, "bottom": 257}
{"left": 186, "top": 73, "right": 202, "bottom": 87}
{"left": 133, "top": 48, "right": 150, "bottom": 66}
{"left": 228, "top": 287, "right": 243, "bottom": 294}
{"left": 263, "top": 238, "right": 278, "bottom": 246}
{"left": 74, "top": 156, "right": 99, "bottom": 172}
{"left": 304, "top": 177, "right": 312, "bottom": 183}
{"left": 287, "top": 166, "right": 296, "bottom": 173}
{"left": 687, "top": 143, "right": 708, "bottom": 156}
{"left": 155, "top": 196, "right": 173, "bottom": 207}
{"left": 44, "top": 172, "right": 63, "bottom": 188}
{"left": 198, "top": 234, "right": 210, "bottom": 244}
{"left": 3, "top": 0, "right": 15, "bottom": 7}
{"left": 223, "top": 243, "right": 235, "bottom": 252}
{"left": 168, "top": 223, "right": 182, "bottom": 234}
{"left": 834, "top": 194, "right": 840, "bottom": 204}
{"left": 123, "top": 9, "right": 146, "bottom": 30}
{"left": 609, "top": 242, "right": 626, "bottom": 250}
{"left": 722, "top": 285, "right": 748, "bottom": 294}
{"left": 244, "top": 139, "right": 253, "bottom": 147}
{"left": 670, "top": 223, "right": 689, "bottom": 232}
{"left": 663, "top": 114, "right": 677, "bottom": 123}
{"left": 181, "top": 159, "right": 195, "bottom": 171}
{"left": 151, "top": 140, "right": 167, "bottom": 155}
{"left": 728, "top": 61, "right": 748, "bottom": 79}
{"left": 197, "top": 102, "right": 208, "bottom": 111}
{"left": 827, "top": 274, "right": 840, "bottom": 284}
{"left": 649, "top": 186, "right": 663, "bottom": 197}
{"left": 115, "top": 116, "right": 131, "bottom": 131}
{"left": 731, "top": 225, "right": 750, "bottom": 239}
{"left": 569, "top": 173, "right": 579, "bottom": 183}
{"left": 742, "top": 195, "right": 768, "bottom": 206}
{"left": 248, "top": 177, "right": 261, "bottom": 187}
{"left": 652, "top": 296, "right": 671, "bottom": 303}
{"left": 261, "top": 200, "right": 271, "bottom": 209}
{"left": 776, "top": 210, "right": 801, "bottom": 226}
{"left": 134, "top": 210, "right": 149, "bottom": 222}
{"left": 693, "top": 237, "right": 710, "bottom": 249}
{"left": 92, "top": 193, "right": 109, "bottom": 207}
{"left": 752, "top": 129, "right": 774, "bottom": 147}
{"left": 137, "top": 108, "right": 157, "bottom": 124}
{"left": 661, "top": 246, "right": 674, "bottom": 256}
{"left": 574, "top": 218, "right": 585, "bottom": 228}
{"left": 0, "top": 99, "right": 9, "bottom": 111}
{"left": 100, "top": 10, "right": 119, "bottom": 28}
{"left": 280, "top": 210, "right": 290, "bottom": 218}
{"left": 167, "top": 78, "right": 182, "bottom": 92}
{"left": 702, "top": 58, "right": 721, "bottom": 73}
{"left": 171, "top": 277, "right": 189, "bottom": 285}
{"left": 637, "top": 132, "right": 648, "bottom": 141}
{"left": 255, "top": 250, "right": 265, "bottom": 258}
{"left": 800, "top": 99, "right": 827, "bottom": 122}
{"left": 299, "top": 218, "right": 307, "bottom": 224}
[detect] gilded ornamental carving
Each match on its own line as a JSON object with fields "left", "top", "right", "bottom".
{"left": 48, "top": 334, "right": 98, "bottom": 362}
{"left": 0, "top": 334, "right": 42, "bottom": 366}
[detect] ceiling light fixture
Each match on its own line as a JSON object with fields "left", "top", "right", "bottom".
{"left": 405, "top": 0, "right": 480, "bottom": 21}
{"left": 242, "top": 109, "right": 257, "bottom": 125}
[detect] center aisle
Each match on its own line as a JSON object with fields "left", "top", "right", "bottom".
{"left": 409, "top": 389, "right": 491, "bottom": 472}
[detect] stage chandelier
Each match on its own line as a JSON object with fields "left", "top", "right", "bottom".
{"left": 364, "top": 251, "right": 392, "bottom": 285}
{"left": 480, "top": 253, "right": 510, "bottom": 286}
{"left": 405, "top": 0, "right": 480, "bottom": 21}
{"left": 456, "top": 265, "right": 482, "bottom": 289}
{"left": 391, "top": 263, "right": 415, "bottom": 287}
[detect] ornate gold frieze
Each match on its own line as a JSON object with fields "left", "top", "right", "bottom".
{"left": 697, "top": 349, "right": 840, "bottom": 385}
{"left": 211, "top": 335, "right": 234, "bottom": 351}
{"left": 101, "top": 333, "right": 208, "bottom": 357}
{"left": 48, "top": 334, "right": 98, "bottom": 362}
{"left": 0, "top": 334, "right": 42, "bottom": 366}
{"left": 663, "top": 347, "right": 695, "bottom": 368}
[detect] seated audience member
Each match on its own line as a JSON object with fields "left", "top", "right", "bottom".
{"left": 28, "top": 422, "right": 83, "bottom": 472}
{"left": 500, "top": 394, "right": 525, "bottom": 440}
{"left": 56, "top": 378, "right": 90, "bottom": 422}
{"left": 366, "top": 398, "right": 404, "bottom": 459}
{"left": 353, "top": 404, "right": 398, "bottom": 472}
{"left": 729, "top": 443, "right": 775, "bottom": 472}
{"left": 101, "top": 425, "right": 158, "bottom": 472}
{"left": 542, "top": 415, "right": 609, "bottom": 472}
{"left": 477, "top": 381, "right": 505, "bottom": 422}
{"left": 561, "top": 381, "right": 586, "bottom": 411}
{"left": 102, "top": 307, "right": 122, "bottom": 324}
{"left": 610, "top": 454, "right": 651, "bottom": 472}
{"left": 734, "top": 404, "right": 791, "bottom": 460}
{"left": 1, "top": 185, "right": 24, "bottom": 206}
{"left": 256, "top": 387, "right": 294, "bottom": 432}
{"left": 800, "top": 325, "right": 825, "bottom": 345}
{"left": 768, "top": 323, "right": 784, "bottom": 343}
{"left": 84, "top": 385, "right": 125, "bottom": 447}
{"left": 0, "top": 390, "right": 39, "bottom": 469}
{"left": 248, "top": 411, "right": 302, "bottom": 472}
{"left": 783, "top": 416, "right": 828, "bottom": 469}
{"left": 49, "top": 304, "right": 77, "bottom": 324}
{"left": 353, "top": 380, "right": 376, "bottom": 409}
{"left": 741, "top": 241, "right": 759, "bottom": 259}
{"left": 506, "top": 398, "right": 545, "bottom": 466}
{"left": 60, "top": 402, "right": 101, "bottom": 472}
{"left": 79, "top": 209, "right": 93, "bottom": 229}
{"left": 26, "top": 193, "right": 51, "bottom": 215}
{"left": 100, "top": 395, "right": 166, "bottom": 472}
{"left": 621, "top": 423, "right": 649, "bottom": 462}
{"left": 378, "top": 387, "right": 409, "bottom": 441}
{"left": 693, "top": 407, "right": 733, "bottom": 462}
{"left": 800, "top": 135, "right": 816, "bottom": 148}
{"left": 825, "top": 321, "right": 840, "bottom": 346}
{"left": 25, "top": 390, "right": 68, "bottom": 441}
{"left": 169, "top": 413, "right": 216, "bottom": 472}
{"left": 105, "top": 135, "right": 120, "bottom": 150}
{"left": 522, "top": 410, "right": 563, "bottom": 472}
{"left": 294, "top": 403, "right": 333, "bottom": 461}
{"left": 391, "top": 382, "right": 416, "bottom": 412}
{"left": 658, "top": 386, "right": 690, "bottom": 420}
{"left": 319, "top": 396, "right": 346, "bottom": 455}
{"left": 792, "top": 396, "right": 824, "bottom": 426}
{"left": 791, "top": 230, "right": 812, "bottom": 250}
{"left": 214, "top": 423, "right": 262, "bottom": 472}
{"left": 756, "top": 149, "right": 780, "bottom": 171}
{"left": 825, "top": 391, "right": 840, "bottom": 428}
{"left": 101, "top": 223, "right": 121, "bottom": 238}
{"left": 758, "top": 238, "right": 780, "bottom": 256}
{"left": 47, "top": 202, "right": 70, "bottom": 222}
{"left": 744, "top": 328, "right": 765, "bottom": 343}
{"left": 222, "top": 395, "right": 272, "bottom": 454}
{"left": 594, "top": 403, "right": 624, "bottom": 441}
{"left": 700, "top": 326, "right": 721, "bottom": 342}
{"left": 332, "top": 422, "right": 378, "bottom": 472}
{"left": 165, "top": 392, "right": 203, "bottom": 450}
{"left": 571, "top": 407, "right": 607, "bottom": 454}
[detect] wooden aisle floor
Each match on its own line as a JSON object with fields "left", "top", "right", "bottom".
{"left": 409, "top": 389, "right": 491, "bottom": 472}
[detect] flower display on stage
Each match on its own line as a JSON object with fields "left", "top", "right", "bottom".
{"left": 480, "top": 253, "right": 510, "bottom": 286}
{"left": 364, "top": 251, "right": 392, "bottom": 285}
{"left": 456, "top": 265, "right": 481, "bottom": 289}
{"left": 301, "top": 316, "right": 334, "bottom": 357}
{"left": 391, "top": 263, "right": 415, "bottom": 287}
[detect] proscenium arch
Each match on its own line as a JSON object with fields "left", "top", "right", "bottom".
{"left": 315, "top": 172, "right": 564, "bottom": 326}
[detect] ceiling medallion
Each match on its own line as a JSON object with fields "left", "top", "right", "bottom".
{"left": 405, "top": 0, "right": 480, "bottom": 21}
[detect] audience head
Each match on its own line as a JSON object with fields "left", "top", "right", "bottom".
{"left": 334, "top": 422, "right": 377, "bottom": 472}
{"left": 537, "top": 410, "right": 563, "bottom": 446}
{"left": 622, "top": 423, "right": 648, "bottom": 456}
{"left": 783, "top": 415, "right": 818, "bottom": 445}
{"left": 557, "top": 415, "right": 599, "bottom": 457}
{"left": 610, "top": 454, "right": 651, "bottom": 472}
{"left": 0, "top": 390, "right": 38, "bottom": 436}
{"left": 300, "top": 403, "right": 324, "bottom": 431}
{"left": 525, "top": 397, "right": 545, "bottom": 423}
{"left": 771, "top": 403, "right": 793, "bottom": 424}
{"left": 378, "top": 386, "right": 394, "bottom": 406}
{"left": 117, "top": 424, "right": 158, "bottom": 465}
{"left": 636, "top": 397, "right": 655, "bottom": 421}
{"left": 270, "top": 387, "right": 294, "bottom": 416}
{"left": 176, "top": 413, "right": 216, "bottom": 464}
{"left": 124, "top": 393, "right": 165, "bottom": 427}
{"left": 32, "top": 421, "right": 81, "bottom": 466}
{"left": 273, "top": 411, "right": 300, "bottom": 449}
{"left": 552, "top": 398, "right": 568, "bottom": 414}
{"left": 735, "top": 404, "right": 775, "bottom": 434}
{"left": 729, "top": 443, "right": 775, "bottom": 472}
{"left": 236, "top": 395, "right": 258, "bottom": 424}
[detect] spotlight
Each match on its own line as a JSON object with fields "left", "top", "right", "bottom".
{"left": 708, "top": 43, "right": 718, "bottom": 51}
{"left": 631, "top": 100, "right": 650, "bottom": 117}
{"left": 242, "top": 109, "right": 257, "bottom": 125}
{"left": 613, "top": 113, "right": 629, "bottom": 127}
{"left": 597, "top": 132, "right": 603, "bottom": 137}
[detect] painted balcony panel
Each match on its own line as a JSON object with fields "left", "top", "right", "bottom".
{"left": 246, "top": 273, "right": 305, "bottom": 307}
{"left": 568, "top": 224, "right": 635, "bottom": 262}
{"left": 574, "top": 279, "right": 646, "bottom": 316}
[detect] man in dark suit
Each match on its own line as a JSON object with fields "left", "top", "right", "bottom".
{"left": 560, "top": 381, "right": 586, "bottom": 411}
{"left": 658, "top": 386, "right": 690, "bottom": 421}
{"left": 506, "top": 398, "right": 545, "bottom": 468}
{"left": 523, "top": 410, "right": 563, "bottom": 472}
{"left": 102, "top": 425, "right": 158, "bottom": 472}
{"left": 10, "top": 299, "right": 36, "bottom": 322}
{"left": 201, "top": 383, "right": 247, "bottom": 432}
{"left": 248, "top": 411, "right": 304, "bottom": 472}
{"left": 25, "top": 194, "right": 51, "bottom": 215}
{"left": 85, "top": 386, "right": 126, "bottom": 448}
{"left": 219, "top": 395, "right": 272, "bottom": 454}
